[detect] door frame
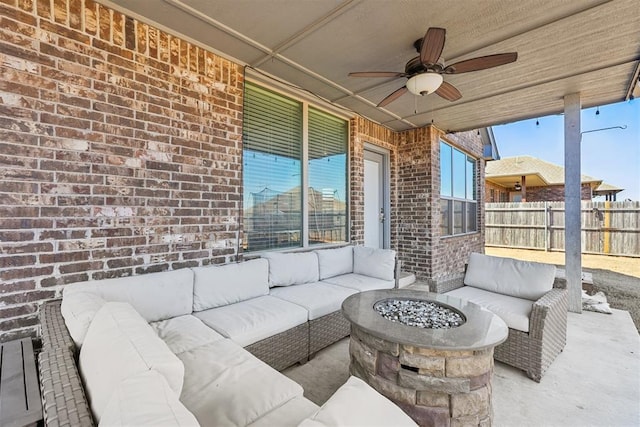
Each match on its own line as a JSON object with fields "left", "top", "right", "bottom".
{"left": 363, "top": 143, "right": 391, "bottom": 249}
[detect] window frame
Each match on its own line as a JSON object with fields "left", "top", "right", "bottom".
{"left": 440, "top": 140, "right": 478, "bottom": 237}
{"left": 242, "top": 81, "right": 350, "bottom": 253}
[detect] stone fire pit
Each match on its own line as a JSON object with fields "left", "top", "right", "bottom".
{"left": 342, "top": 289, "right": 508, "bottom": 427}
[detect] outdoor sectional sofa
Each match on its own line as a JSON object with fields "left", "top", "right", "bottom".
{"left": 433, "top": 252, "right": 569, "bottom": 382}
{"left": 38, "top": 245, "right": 417, "bottom": 426}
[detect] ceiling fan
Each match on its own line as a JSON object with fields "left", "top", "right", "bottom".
{"left": 349, "top": 27, "right": 517, "bottom": 107}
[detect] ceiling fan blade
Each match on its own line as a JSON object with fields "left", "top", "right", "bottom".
{"left": 445, "top": 52, "right": 518, "bottom": 74}
{"left": 348, "top": 72, "right": 405, "bottom": 78}
{"left": 377, "top": 87, "right": 408, "bottom": 107}
{"left": 435, "top": 81, "right": 462, "bottom": 101}
{"left": 420, "top": 27, "right": 446, "bottom": 65}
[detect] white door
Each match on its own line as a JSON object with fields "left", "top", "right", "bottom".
{"left": 363, "top": 149, "right": 388, "bottom": 248}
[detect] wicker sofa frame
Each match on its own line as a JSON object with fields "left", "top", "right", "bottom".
{"left": 38, "top": 298, "right": 355, "bottom": 426}
{"left": 430, "top": 273, "right": 568, "bottom": 382}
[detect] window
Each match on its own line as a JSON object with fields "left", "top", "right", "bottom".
{"left": 242, "top": 82, "right": 348, "bottom": 252}
{"left": 440, "top": 140, "right": 477, "bottom": 236}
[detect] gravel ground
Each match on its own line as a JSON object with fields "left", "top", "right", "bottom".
{"left": 485, "top": 247, "right": 640, "bottom": 332}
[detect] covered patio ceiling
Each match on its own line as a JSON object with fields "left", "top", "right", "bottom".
{"left": 100, "top": 0, "right": 639, "bottom": 132}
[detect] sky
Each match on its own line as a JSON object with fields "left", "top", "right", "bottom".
{"left": 492, "top": 100, "right": 640, "bottom": 201}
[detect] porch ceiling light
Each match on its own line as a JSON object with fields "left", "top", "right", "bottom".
{"left": 406, "top": 73, "right": 444, "bottom": 96}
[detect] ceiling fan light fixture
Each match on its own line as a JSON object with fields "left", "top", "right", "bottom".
{"left": 406, "top": 73, "right": 443, "bottom": 96}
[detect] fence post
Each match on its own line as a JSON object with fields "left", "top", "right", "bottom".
{"left": 544, "top": 201, "right": 548, "bottom": 252}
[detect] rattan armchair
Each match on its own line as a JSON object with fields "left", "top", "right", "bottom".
{"left": 431, "top": 274, "right": 568, "bottom": 382}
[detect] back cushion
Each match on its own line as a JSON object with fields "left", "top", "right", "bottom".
{"left": 60, "top": 292, "right": 106, "bottom": 348}
{"left": 63, "top": 269, "right": 194, "bottom": 322}
{"left": 79, "top": 302, "right": 185, "bottom": 422}
{"left": 353, "top": 246, "right": 396, "bottom": 281}
{"left": 263, "top": 252, "right": 319, "bottom": 287}
{"left": 315, "top": 246, "right": 353, "bottom": 280}
{"left": 464, "top": 252, "right": 556, "bottom": 301}
{"left": 192, "top": 259, "right": 269, "bottom": 311}
{"left": 100, "top": 370, "right": 199, "bottom": 427}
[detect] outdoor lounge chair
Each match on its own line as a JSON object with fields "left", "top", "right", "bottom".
{"left": 432, "top": 253, "right": 569, "bottom": 382}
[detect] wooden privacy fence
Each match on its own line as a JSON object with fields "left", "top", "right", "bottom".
{"left": 485, "top": 201, "right": 640, "bottom": 257}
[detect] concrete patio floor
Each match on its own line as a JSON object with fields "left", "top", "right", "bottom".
{"left": 284, "top": 308, "right": 640, "bottom": 426}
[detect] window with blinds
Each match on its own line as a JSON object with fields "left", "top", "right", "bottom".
{"left": 308, "top": 107, "right": 348, "bottom": 245}
{"left": 242, "top": 82, "right": 348, "bottom": 252}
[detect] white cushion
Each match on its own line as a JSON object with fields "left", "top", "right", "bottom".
{"left": 315, "top": 246, "right": 353, "bottom": 280}
{"left": 248, "top": 396, "right": 319, "bottom": 427}
{"left": 150, "top": 315, "right": 224, "bottom": 354}
{"left": 60, "top": 292, "right": 106, "bottom": 347}
{"left": 263, "top": 252, "right": 319, "bottom": 287}
{"left": 192, "top": 259, "right": 269, "bottom": 311}
{"left": 63, "top": 269, "right": 194, "bottom": 322}
{"left": 193, "top": 296, "right": 308, "bottom": 347}
{"left": 464, "top": 253, "right": 556, "bottom": 301}
{"left": 79, "top": 302, "right": 184, "bottom": 422}
{"left": 446, "top": 286, "right": 534, "bottom": 332}
{"left": 179, "top": 340, "right": 304, "bottom": 426}
{"left": 321, "top": 273, "right": 394, "bottom": 292}
{"left": 298, "top": 376, "right": 417, "bottom": 427}
{"left": 270, "top": 282, "right": 357, "bottom": 320}
{"left": 99, "top": 370, "right": 199, "bottom": 427}
{"left": 353, "top": 246, "right": 396, "bottom": 281}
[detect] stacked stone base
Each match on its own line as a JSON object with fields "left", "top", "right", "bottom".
{"left": 349, "top": 326, "right": 495, "bottom": 427}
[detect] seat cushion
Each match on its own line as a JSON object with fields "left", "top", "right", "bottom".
{"left": 193, "top": 295, "right": 308, "bottom": 347}
{"left": 315, "top": 246, "right": 353, "bottom": 280}
{"left": 150, "top": 315, "right": 224, "bottom": 355}
{"left": 464, "top": 252, "right": 556, "bottom": 301}
{"left": 353, "top": 246, "right": 396, "bottom": 281}
{"left": 100, "top": 370, "right": 199, "bottom": 427}
{"left": 321, "top": 273, "right": 394, "bottom": 292}
{"left": 445, "top": 286, "right": 534, "bottom": 332}
{"left": 79, "top": 302, "right": 184, "bottom": 422}
{"left": 192, "top": 258, "right": 269, "bottom": 311}
{"left": 263, "top": 252, "right": 319, "bottom": 287}
{"left": 63, "top": 269, "right": 194, "bottom": 322}
{"left": 179, "top": 340, "right": 304, "bottom": 426}
{"left": 270, "top": 282, "right": 358, "bottom": 320}
{"left": 248, "top": 396, "right": 319, "bottom": 427}
{"left": 298, "top": 376, "right": 417, "bottom": 427}
{"left": 60, "top": 292, "right": 106, "bottom": 347}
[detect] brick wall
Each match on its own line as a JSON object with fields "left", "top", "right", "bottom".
{"left": 526, "top": 184, "right": 593, "bottom": 201}
{"left": 349, "top": 116, "right": 397, "bottom": 245}
{"left": 395, "top": 128, "right": 485, "bottom": 281}
{"left": 431, "top": 131, "right": 485, "bottom": 280}
{"left": 485, "top": 181, "right": 509, "bottom": 202}
{"left": 0, "top": 0, "right": 243, "bottom": 341}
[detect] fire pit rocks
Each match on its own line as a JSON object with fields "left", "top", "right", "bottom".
{"left": 342, "top": 289, "right": 508, "bottom": 427}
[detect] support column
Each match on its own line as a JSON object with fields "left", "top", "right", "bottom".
{"left": 564, "top": 93, "right": 582, "bottom": 313}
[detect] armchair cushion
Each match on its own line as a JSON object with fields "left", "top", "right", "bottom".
{"left": 464, "top": 253, "right": 555, "bottom": 301}
{"left": 445, "top": 286, "right": 533, "bottom": 332}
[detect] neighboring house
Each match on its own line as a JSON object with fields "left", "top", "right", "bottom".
{"left": 485, "top": 156, "right": 624, "bottom": 202}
